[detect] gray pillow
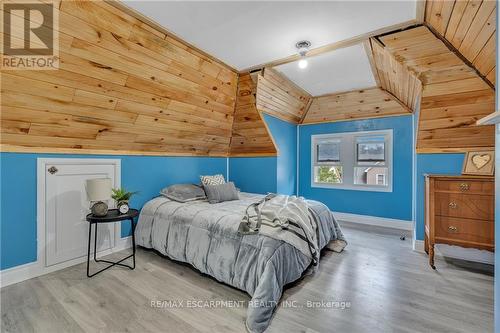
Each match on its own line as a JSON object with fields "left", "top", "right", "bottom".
{"left": 160, "top": 184, "right": 206, "bottom": 203}
{"left": 203, "top": 182, "right": 239, "bottom": 204}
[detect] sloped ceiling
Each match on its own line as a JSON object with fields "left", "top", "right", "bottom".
{"left": 124, "top": 1, "right": 417, "bottom": 71}
{"left": 377, "top": 25, "right": 494, "bottom": 152}
{"left": 230, "top": 74, "right": 277, "bottom": 156}
{"left": 302, "top": 87, "right": 411, "bottom": 124}
{"left": 1, "top": 0, "right": 495, "bottom": 157}
{"left": 256, "top": 68, "right": 312, "bottom": 123}
{"left": 1, "top": 0, "right": 238, "bottom": 157}
{"left": 369, "top": 38, "right": 422, "bottom": 112}
{"left": 425, "top": 0, "right": 495, "bottom": 85}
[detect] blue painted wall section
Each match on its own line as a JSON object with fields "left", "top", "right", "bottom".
{"left": 228, "top": 157, "right": 277, "bottom": 194}
{"left": 262, "top": 114, "right": 297, "bottom": 195}
{"left": 414, "top": 153, "right": 464, "bottom": 240}
{"left": 299, "top": 115, "right": 413, "bottom": 221}
{"left": 228, "top": 114, "right": 297, "bottom": 195}
{"left": 0, "top": 152, "right": 227, "bottom": 270}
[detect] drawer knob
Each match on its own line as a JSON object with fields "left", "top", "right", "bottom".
{"left": 448, "top": 226, "right": 458, "bottom": 232}
{"left": 459, "top": 183, "right": 470, "bottom": 191}
{"left": 448, "top": 202, "right": 457, "bottom": 209}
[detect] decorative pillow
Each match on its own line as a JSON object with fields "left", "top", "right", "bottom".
{"left": 200, "top": 174, "right": 226, "bottom": 186}
{"left": 160, "top": 184, "right": 206, "bottom": 203}
{"left": 203, "top": 182, "right": 239, "bottom": 204}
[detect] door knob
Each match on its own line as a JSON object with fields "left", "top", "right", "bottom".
{"left": 48, "top": 166, "right": 58, "bottom": 174}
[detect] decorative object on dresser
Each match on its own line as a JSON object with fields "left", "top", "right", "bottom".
{"left": 86, "top": 178, "right": 112, "bottom": 217}
{"left": 111, "top": 188, "right": 138, "bottom": 215}
{"left": 424, "top": 175, "right": 494, "bottom": 269}
{"left": 462, "top": 150, "right": 495, "bottom": 176}
{"left": 86, "top": 209, "right": 139, "bottom": 277}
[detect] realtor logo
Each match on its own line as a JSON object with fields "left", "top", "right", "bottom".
{"left": 2, "top": 0, "right": 59, "bottom": 70}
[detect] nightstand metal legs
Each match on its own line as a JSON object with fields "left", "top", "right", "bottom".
{"left": 86, "top": 218, "right": 136, "bottom": 277}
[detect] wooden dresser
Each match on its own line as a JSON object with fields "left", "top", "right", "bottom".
{"left": 424, "top": 175, "right": 494, "bottom": 269}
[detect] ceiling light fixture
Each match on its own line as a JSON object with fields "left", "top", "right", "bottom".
{"left": 295, "top": 40, "right": 311, "bottom": 69}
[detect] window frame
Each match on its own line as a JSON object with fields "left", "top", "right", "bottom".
{"left": 311, "top": 129, "right": 393, "bottom": 192}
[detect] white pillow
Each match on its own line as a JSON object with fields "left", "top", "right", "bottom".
{"left": 200, "top": 174, "right": 226, "bottom": 186}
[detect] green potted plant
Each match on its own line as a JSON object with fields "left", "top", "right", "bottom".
{"left": 111, "top": 188, "right": 138, "bottom": 214}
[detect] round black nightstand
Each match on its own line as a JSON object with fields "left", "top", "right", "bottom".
{"left": 85, "top": 209, "right": 139, "bottom": 277}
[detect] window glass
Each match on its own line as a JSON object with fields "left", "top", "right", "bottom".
{"left": 353, "top": 167, "right": 388, "bottom": 186}
{"left": 312, "top": 130, "right": 391, "bottom": 191}
{"left": 316, "top": 141, "right": 340, "bottom": 163}
{"left": 356, "top": 136, "right": 385, "bottom": 163}
{"left": 314, "top": 166, "right": 343, "bottom": 184}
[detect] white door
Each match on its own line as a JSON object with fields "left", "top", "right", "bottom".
{"left": 42, "top": 159, "right": 120, "bottom": 266}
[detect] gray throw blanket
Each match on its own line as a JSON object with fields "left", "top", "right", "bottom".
{"left": 238, "top": 194, "right": 320, "bottom": 266}
{"left": 135, "top": 193, "right": 346, "bottom": 333}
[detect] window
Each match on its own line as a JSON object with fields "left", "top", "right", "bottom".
{"left": 311, "top": 130, "right": 392, "bottom": 192}
{"left": 313, "top": 139, "right": 342, "bottom": 184}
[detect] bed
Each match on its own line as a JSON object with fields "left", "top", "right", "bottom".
{"left": 135, "top": 192, "right": 346, "bottom": 333}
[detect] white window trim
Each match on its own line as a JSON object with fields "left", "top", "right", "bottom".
{"left": 311, "top": 129, "right": 393, "bottom": 192}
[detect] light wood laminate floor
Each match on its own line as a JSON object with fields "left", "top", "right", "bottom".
{"left": 1, "top": 225, "right": 493, "bottom": 333}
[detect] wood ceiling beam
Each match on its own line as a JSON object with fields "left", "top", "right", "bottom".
{"left": 241, "top": 19, "right": 420, "bottom": 73}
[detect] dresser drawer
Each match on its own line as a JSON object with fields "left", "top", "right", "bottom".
{"left": 435, "top": 193, "right": 494, "bottom": 221}
{"left": 435, "top": 180, "right": 493, "bottom": 194}
{"left": 435, "top": 216, "right": 494, "bottom": 246}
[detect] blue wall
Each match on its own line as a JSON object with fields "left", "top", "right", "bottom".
{"left": 229, "top": 114, "right": 297, "bottom": 195}
{"left": 228, "top": 157, "right": 277, "bottom": 194}
{"left": 0, "top": 152, "right": 226, "bottom": 270}
{"left": 414, "top": 153, "right": 464, "bottom": 241}
{"left": 299, "top": 115, "right": 413, "bottom": 221}
{"left": 263, "top": 114, "right": 297, "bottom": 195}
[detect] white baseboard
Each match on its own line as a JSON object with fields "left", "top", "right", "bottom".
{"left": 0, "top": 237, "right": 132, "bottom": 288}
{"left": 334, "top": 212, "right": 413, "bottom": 231}
{"left": 413, "top": 240, "right": 494, "bottom": 265}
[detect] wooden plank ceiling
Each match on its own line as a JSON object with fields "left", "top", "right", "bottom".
{"left": 287, "top": 39, "right": 415, "bottom": 125}
{"left": 256, "top": 68, "right": 312, "bottom": 123}
{"left": 0, "top": 0, "right": 496, "bottom": 156}
{"left": 377, "top": 25, "right": 494, "bottom": 152}
{"left": 425, "top": 0, "right": 496, "bottom": 85}
{"left": 302, "top": 87, "right": 411, "bottom": 124}
{"left": 1, "top": 0, "right": 238, "bottom": 156}
{"left": 369, "top": 39, "right": 422, "bottom": 112}
{"left": 230, "top": 73, "right": 277, "bottom": 156}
